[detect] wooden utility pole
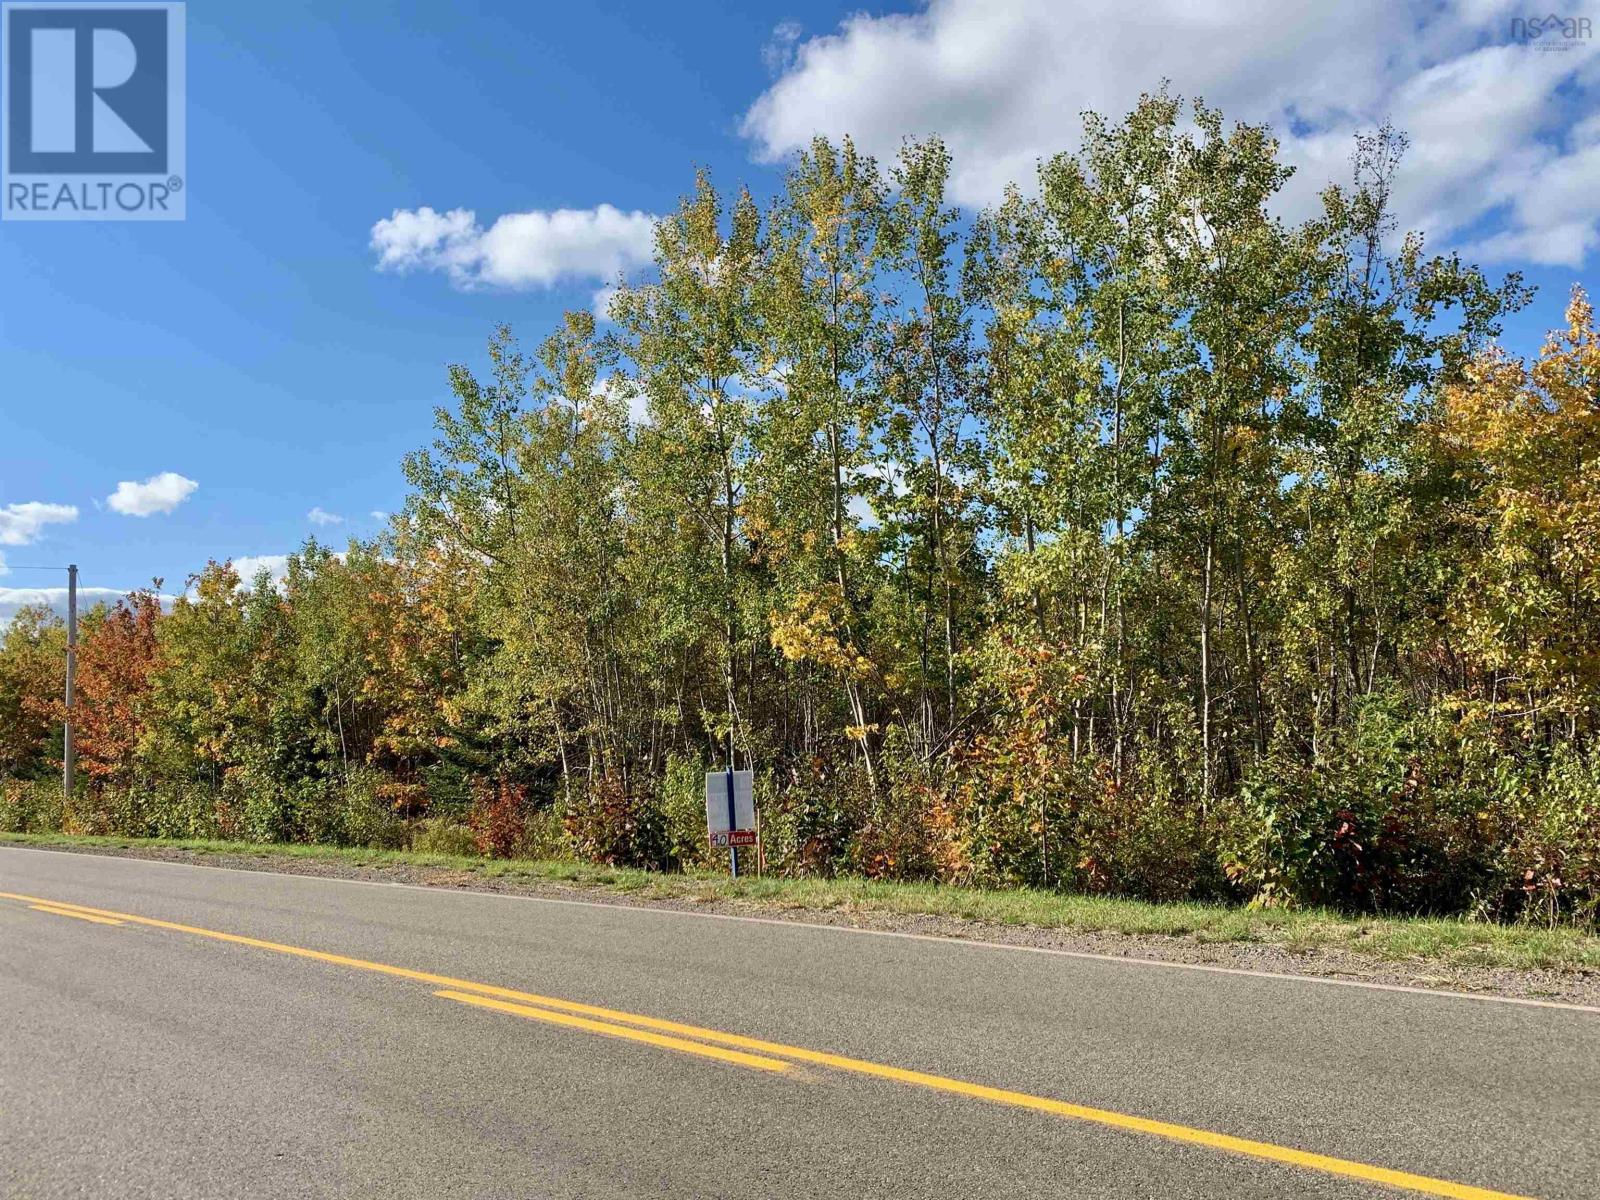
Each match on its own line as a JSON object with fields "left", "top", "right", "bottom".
{"left": 63, "top": 563, "right": 77, "bottom": 802}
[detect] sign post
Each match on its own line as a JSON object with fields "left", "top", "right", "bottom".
{"left": 724, "top": 759, "right": 737, "bottom": 878}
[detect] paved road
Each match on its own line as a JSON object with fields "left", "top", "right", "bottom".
{"left": 1, "top": 846, "right": 1595, "bottom": 1200}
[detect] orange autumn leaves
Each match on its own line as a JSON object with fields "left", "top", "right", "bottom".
{"left": 70, "top": 588, "right": 162, "bottom": 782}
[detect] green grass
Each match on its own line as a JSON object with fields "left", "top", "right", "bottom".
{"left": 5, "top": 830, "right": 1598, "bottom": 975}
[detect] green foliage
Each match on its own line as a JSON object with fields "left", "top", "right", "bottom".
{"left": 659, "top": 753, "right": 716, "bottom": 870}
{"left": 225, "top": 761, "right": 294, "bottom": 844}
{"left": 1220, "top": 694, "right": 1538, "bottom": 915}
{"left": 410, "top": 818, "right": 480, "bottom": 858}
{"left": 0, "top": 607, "right": 65, "bottom": 779}
{"left": 758, "top": 758, "right": 872, "bottom": 878}
{"left": 340, "top": 768, "right": 409, "bottom": 850}
{"left": 0, "top": 778, "right": 62, "bottom": 833}
{"left": 113, "top": 783, "right": 220, "bottom": 841}
{"left": 1, "top": 93, "right": 1595, "bottom": 928}
{"left": 1487, "top": 745, "right": 1600, "bottom": 927}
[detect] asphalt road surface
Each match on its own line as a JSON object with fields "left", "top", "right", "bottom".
{"left": 2, "top": 846, "right": 1596, "bottom": 1200}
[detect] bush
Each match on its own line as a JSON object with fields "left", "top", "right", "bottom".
{"left": 6, "top": 711, "right": 1595, "bottom": 931}
{"left": 562, "top": 770, "right": 666, "bottom": 868}
{"left": 224, "top": 762, "right": 293, "bottom": 844}
{"left": 420, "top": 761, "right": 474, "bottom": 818}
{"left": 1220, "top": 693, "right": 1503, "bottom": 913}
{"left": 836, "top": 733, "right": 956, "bottom": 882}
{"left": 61, "top": 786, "right": 124, "bottom": 836}
{"left": 953, "top": 750, "right": 1072, "bottom": 890}
{"left": 470, "top": 778, "right": 530, "bottom": 858}
{"left": 1487, "top": 745, "right": 1600, "bottom": 926}
{"left": 272, "top": 777, "right": 330, "bottom": 843}
{"left": 660, "top": 753, "right": 715, "bottom": 870}
{"left": 217, "top": 763, "right": 393, "bottom": 848}
{"left": 0, "top": 777, "right": 62, "bottom": 833}
{"left": 1071, "top": 767, "right": 1218, "bottom": 903}
{"left": 759, "top": 756, "right": 870, "bottom": 878}
{"left": 340, "top": 767, "right": 408, "bottom": 849}
{"left": 113, "top": 783, "right": 220, "bottom": 840}
{"left": 522, "top": 805, "right": 570, "bottom": 859}
{"left": 410, "top": 818, "right": 479, "bottom": 858}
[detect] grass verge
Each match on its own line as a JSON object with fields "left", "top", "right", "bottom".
{"left": 4, "top": 830, "right": 1597, "bottom": 975}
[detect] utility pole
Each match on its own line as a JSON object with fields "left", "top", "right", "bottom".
{"left": 63, "top": 563, "right": 77, "bottom": 802}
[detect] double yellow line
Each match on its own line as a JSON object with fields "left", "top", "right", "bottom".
{"left": 433, "top": 989, "right": 793, "bottom": 1072}
{"left": 26, "top": 901, "right": 125, "bottom": 926}
{"left": 1, "top": 888, "right": 1535, "bottom": 1200}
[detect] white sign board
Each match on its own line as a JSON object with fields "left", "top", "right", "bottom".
{"left": 705, "top": 769, "right": 755, "bottom": 834}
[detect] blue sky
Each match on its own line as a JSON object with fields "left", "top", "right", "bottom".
{"left": 2, "top": 0, "right": 1597, "bottom": 618}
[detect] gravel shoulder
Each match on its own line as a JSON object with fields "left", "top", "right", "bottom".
{"left": 8, "top": 838, "right": 1599, "bottom": 1009}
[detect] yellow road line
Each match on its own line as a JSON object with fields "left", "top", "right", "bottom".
{"left": 28, "top": 903, "right": 125, "bottom": 926}
{"left": 0, "top": 889, "right": 1533, "bottom": 1200}
{"left": 434, "top": 989, "right": 792, "bottom": 1073}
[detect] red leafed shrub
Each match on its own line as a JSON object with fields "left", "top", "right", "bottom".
{"left": 562, "top": 769, "right": 667, "bottom": 868}
{"left": 469, "top": 778, "right": 528, "bottom": 858}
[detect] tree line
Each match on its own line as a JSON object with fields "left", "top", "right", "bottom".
{"left": 4, "top": 93, "right": 1597, "bottom": 923}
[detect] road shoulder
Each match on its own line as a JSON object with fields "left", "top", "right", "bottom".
{"left": 4, "top": 837, "right": 1597, "bottom": 1009}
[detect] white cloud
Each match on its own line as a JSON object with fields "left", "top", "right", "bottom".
{"left": 308, "top": 506, "right": 345, "bottom": 526}
{"left": 107, "top": 471, "right": 197, "bottom": 517}
{"left": 369, "top": 509, "right": 389, "bottom": 522}
{"left": 231, "top": 554, "right": 290, "bottom": 591}
{"left": 371, "top": 203, "right": 659, "bottom": 290}
{"left": 0, "top": 586, "right": 174, "bottom": 626}
{"left": 762, "top": 20, "right": 805, "bottom": 75}
{"left": 1463, "top": 113, "right": 1600, "bottom": 266}
{"left": 368, "top": 206, "right": 478, "bottom": 273}
{"left": 627, "top": 390, "right": 650, "bottom": 427}
{"left": 594, "top": 372, "right": 650, "bottom": 427}
{"left": 742, "top": 0, "right": 1600, "bottom": 266}
{"left": 0, "top": 501, "right": 78, "bottom": 546}
{"left": 226, "top": 552, "right": 348, "bottom": 594}
{"left": 591, "top": 283, "right": 621, "bottom": 320}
